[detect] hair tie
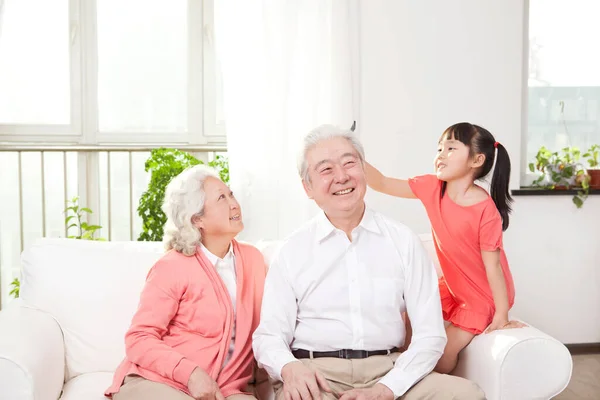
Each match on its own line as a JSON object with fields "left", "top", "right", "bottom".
{"left": 494, "top": 141, "right": 499, "bottom": 149}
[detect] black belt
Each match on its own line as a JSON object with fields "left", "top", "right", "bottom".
{"left": 292, "top": 347, "right": 399, "bottom": 360}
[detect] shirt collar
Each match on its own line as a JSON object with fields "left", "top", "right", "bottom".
{"left": 200, "top": 243, "right": 235, "bottom": 266}
{"left": 315, "top": 205, "right": 382, "bottom": 243}
{"left": 359, "top": 207, "right": 382, "bottom": 236}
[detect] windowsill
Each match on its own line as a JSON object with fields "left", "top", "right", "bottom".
{"left": 512, "top": 187, "right": 600, "bottom": 196}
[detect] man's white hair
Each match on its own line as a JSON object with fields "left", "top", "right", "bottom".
{"left": 162, "top": 164, "right": 220, "bottom": 256}
{"left": 298, "top": 124, "right": 365, "bottom": 182}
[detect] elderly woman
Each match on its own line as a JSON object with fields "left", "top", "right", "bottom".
{"left": 105, "top": 165, "right": 267, "bottom": 400}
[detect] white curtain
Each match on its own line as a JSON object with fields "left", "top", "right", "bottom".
{"left": 0, "top": 0, "right": 5, "bottom": 308}
{"left": 214, "top": 0, "right": 359, "bottom": 242}
{"left": 0, "top": 1, "right": 4, "bottom": 36}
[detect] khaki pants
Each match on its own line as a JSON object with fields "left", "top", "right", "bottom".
{"left": 113, "top": 375, "right": 258, "bottom": 400}
{"left": 273, "top": 353, "right": 486, "bottom": 400}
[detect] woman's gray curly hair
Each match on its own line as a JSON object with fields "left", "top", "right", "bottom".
{"left": 162, "top": 164, "right": 221, "bottom": 256}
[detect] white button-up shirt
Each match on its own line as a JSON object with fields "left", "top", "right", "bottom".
{"left": 252, "top": 207, "right": 446, "bottom": 398}
{"left": 201, "top": 244, "right": 237, "bottom": 365}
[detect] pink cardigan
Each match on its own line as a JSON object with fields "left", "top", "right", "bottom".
{"left": 105, "top": 240, "right": 267, "bottom": 398}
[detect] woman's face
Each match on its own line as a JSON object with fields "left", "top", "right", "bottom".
{"left": 193, "top": 177, "right": 243, "bottom": 239}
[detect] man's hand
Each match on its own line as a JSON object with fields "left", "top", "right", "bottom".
{"left": 485, "top": 312, "right": 527, "bottom": 334}
{"left": 187, "top": 367, "right": 224, "bottom": 400}
{"left": 339, "top": 383, "right": 394, "bottom": 400}
{"left": 281, "top": 361, "right": 332, "bottom": 400}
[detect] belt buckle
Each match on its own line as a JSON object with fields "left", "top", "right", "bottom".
{"left": 339, "top": 349, "right": 350, "bottom": 359}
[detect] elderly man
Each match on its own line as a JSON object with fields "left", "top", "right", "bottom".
{"left": 252, "top": 125, "right": 485, "bottom": 400}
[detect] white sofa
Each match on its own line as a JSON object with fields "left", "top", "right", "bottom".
{"left": 0, "top": 237, "right": 572, "bottom": 400}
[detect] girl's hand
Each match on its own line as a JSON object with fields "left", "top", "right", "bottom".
{"left": 485, "top": 313, "right": 527, "bottom": 333}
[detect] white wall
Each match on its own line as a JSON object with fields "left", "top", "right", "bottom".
{"left": 359, "top": 0, "right": 600, "bottom": 344}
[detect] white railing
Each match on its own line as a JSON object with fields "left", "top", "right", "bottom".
{"left": 0, "top": 144, "right": 226, "bottom": 308}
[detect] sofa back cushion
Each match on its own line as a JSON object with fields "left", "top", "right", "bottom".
{"left": 18, "top": 234, "right": 440, "bottom": 379}
{"left": 20, "top": 238, "right": 165, "bottom": 380}
{"left": 418, "top": 233, "right": 442, "bottom": 276}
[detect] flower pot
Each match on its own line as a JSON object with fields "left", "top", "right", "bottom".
{"left": 588, "top": 169, "right": 600, "bottom": 189}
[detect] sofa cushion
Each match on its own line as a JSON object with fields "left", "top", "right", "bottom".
{"left": 253, "top": 240, "right": 283, "bottom": 267}
{"left": 60, "top": 372, "right": 113, "bottom": 400}
{"left": 418, "top": 233, "right": 442, "bottom": 276}
{"left": 20, "top": 238, "right": 165, "bottom": 380}
{"left": 18, "top": 234, "right": 441, "bottom": 382}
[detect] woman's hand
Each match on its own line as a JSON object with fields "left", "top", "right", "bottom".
{"left": 188, "top": 367, "right": 224, "bottom": 400}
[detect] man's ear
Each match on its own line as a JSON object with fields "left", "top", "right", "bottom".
{"left": 302, "top": 179, "right": 314, "bottom": 199}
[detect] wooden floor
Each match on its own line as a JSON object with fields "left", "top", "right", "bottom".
{"left": 553, "top": 354, "right": 600, "bottom": 399}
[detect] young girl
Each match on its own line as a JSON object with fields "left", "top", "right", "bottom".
{"left": 366, "top": 122, "right": 525, "bottom": 374}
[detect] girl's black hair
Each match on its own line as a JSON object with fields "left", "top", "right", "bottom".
{"left": 439, "top": 122, "right": 513, "bottom": 231}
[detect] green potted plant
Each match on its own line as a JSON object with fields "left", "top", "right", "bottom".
{"left": 9, "top": 278, "right": 20, "bottom": 298}
{"left": 10, "top": 198, "right": 103, "bottom": 299}
{"left": 529, "top": 146, "right": 589, "bottom": 207}
{"left": 137, "top": 149, "right": 229, "bottom": 242}
{"left": 583, "top": 144, "right": 600, "bottom": 189}
{"left": 65, "top": 197, "right": 104, "bottom": 240}
{"left": 529, "top": 146, "right": 583, "bottom": 188}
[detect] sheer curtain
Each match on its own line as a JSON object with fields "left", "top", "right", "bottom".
{"left": 0, "top": 1, "right": 4, "bottom": 42}
{"left": 0, "top": 0, "right": 5, "bottom": 307}
{"left": 214, "top": 0, "right": 359, "bottom": 242}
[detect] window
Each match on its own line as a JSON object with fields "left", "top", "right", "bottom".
{"left": 96, "top": 0, "right": 188, "bottom": 135}
{"left": 525, "top": 0, "right": 600, "bottom": 182}
{"left": 0, "top": 0, "right": 73, "bottom": 130}
{"left": 0, "top": 0, "right": 226, "bottom": 307}
{"left": 0, "top": 0, "right": 225, "bottom": 144}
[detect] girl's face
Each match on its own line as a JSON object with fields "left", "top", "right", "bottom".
{"left": 434, "top": 138, "right": 479, "bottom": 181}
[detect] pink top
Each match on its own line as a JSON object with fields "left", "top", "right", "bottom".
{"left": 105, "top": 240, "right": 267, "bottom": 398}
{"left": 408, "top": 174, "right": 515, "bottom": 314}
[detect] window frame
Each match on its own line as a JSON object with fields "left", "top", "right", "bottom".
{"left": 520, "top": 0, "right": 600, "bottom": 188}
{"left": 0, "top": 0, "right": 226, "bottom": 146}
{"left": 0, "top": 0, "right": 82, "bottom": 140}
{"left": 520, "top": 0, "right": 532, "bottom": 187}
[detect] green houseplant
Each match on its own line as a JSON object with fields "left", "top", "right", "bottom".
{"left": 65, "top": 196, "right": 104, "bottom": 240}
{"left": 137, "top": 148, "right": 229, "bottom": 242}
{"left": 10, "top": 197, "right": 103, "bottom": 298}
{"left": 9, "top": 278, "right": 20, "bottom": 298}
{"left": 529, "top": 146, "right": 583, "bottom": 187}
{"left": 529, "top": 146, "right": 590, "bottom": 208}
{"left": 583, "top": 144, "right": 600, "bottom": 189}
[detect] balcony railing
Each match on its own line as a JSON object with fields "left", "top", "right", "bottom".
{"left": 0, "top": 144, "right": 226, "bottom": 308}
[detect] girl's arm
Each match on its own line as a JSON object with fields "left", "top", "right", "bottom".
{"left": 364, "top": 162, "right": 416, "bottom": 199}
{"left": 481, "top": 250, "right": 525, "bottom": 332}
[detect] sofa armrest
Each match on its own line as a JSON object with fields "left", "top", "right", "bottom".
{"left": 0, "top": 301, "right": 65, "bottom": 400}
{"left": 453, "top": 319, "right": 572, "bottom": 400}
